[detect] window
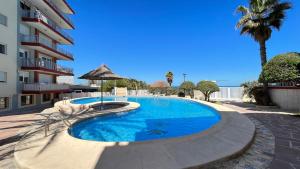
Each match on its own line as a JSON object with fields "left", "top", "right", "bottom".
{"left": 19, "top": 71, "right": 29, "bottom": 83}
{"left": 40, "top": 56, "right": 52, "bottom": 69}
{"left": 0, "top": 13, "right": 7, "bottom": 26}
{"left": 39, "top": 74, "right": 53, "bottom": 84}
{"left": 0, "top": 97, "right": 9, "bottom": 109}
{"left": 19, "top": 50, "right": 28, "bottom": 59}
{"left": 42, "top": 94, "right": 51, "bottom": 102}
{"left": 0, "top": 44, "right": 7, "bottom": 54}
{"left": 21, "top": 95, "right": 34, "bottom": 106}
{"left": 0, "top": 71, "right": 7, "bottom": 83}
{"left": 20, "top": 24, "right": 30, "bottom": 35}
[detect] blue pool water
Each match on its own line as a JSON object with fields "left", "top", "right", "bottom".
{"left": 69, "top": 97, "right": 221, "bottom": 142}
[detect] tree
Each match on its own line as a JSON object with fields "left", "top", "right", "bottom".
{"left": 260, "top": 52, "right": 300, "bottom": 83}
{"left": 101, "top": 79, "right": 148, "bottom": 92}
{"left": 180, "top": 81, "right": 195, "bottom": 98}
{"left": 165, "top": 71, "right": 174, "bottom": 87}
{"left": 236, "top": 0, "right": 291, "bottom": 105}
{"left": 197, "top": 81, "right": 219, "bottom": 102}
{"left": 241, "top": 81, "right": 261, "bottom": 101}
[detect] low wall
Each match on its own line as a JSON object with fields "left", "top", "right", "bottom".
{"left": 269, "top": 87, "right": 300, "bottom": 111}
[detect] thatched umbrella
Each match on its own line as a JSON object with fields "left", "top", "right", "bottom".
{"left": 79, "top": 64, "right": 125, "bottom": 109}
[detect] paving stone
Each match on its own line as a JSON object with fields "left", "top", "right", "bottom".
{"left": 269, "top": 159, "right": 294, "bottom": 169}
{"left": 291, "top": 141, "right": 300, "bottom": 150}
{"left": 207, "top": 118, "right": 275, "bottom": 169}
{"left": 275, "top": 138, "right": 291, "bottom": 148}
{"left": 222, "top": 102, "right": 300, "bottom": 169}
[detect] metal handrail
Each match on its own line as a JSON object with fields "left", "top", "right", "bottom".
{"left": 22, "top": 83, "right": 70, "bottom": 92}
{"left": 21, "top": 10, "right": 73, "bottom": 43}
{"left": 20, "top": 35, "right": 74, "bottom": 59}
{"left": 43, "top": 0, "right": 74, "bottom": 27}
{"left": 20, "top": 58, "right": 73, "bottom": 74}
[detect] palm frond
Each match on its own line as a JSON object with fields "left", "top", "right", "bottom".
{"left": 236, "top": 14, "right": 252, "bottom": 29}
{"left": 267, "top": 2, "right": 291, "bottom": 29}
{"left": 236, "top": 5, "right": 249, "bottom": 15}
{"left": 236, "top": 0, "right": 291, "bottom": 41}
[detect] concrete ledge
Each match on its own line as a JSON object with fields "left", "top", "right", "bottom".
{"left": 14, "top": 98, "right": 255, "bottom": 169}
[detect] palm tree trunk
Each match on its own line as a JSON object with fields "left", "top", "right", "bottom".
{"left": 259, "top": 40, "right": 271, "bottom": 105}
{"left": 259, "top": 40, "right": 267, "bottom": 67}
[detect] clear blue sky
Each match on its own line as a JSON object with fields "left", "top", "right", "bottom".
{"left": 61, "top": 0, "right": 300, "bottom": 86}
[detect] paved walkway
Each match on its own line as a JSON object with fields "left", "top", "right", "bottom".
{"left": 222, "top": 102, "right": 300, "bottom": 169}
{"left": 0, "top": 109, "right": 44, "bottom": 169}
{"left": 0, "top": 112, "right": 42, "bottom": 144}
{"left": 0, "top": 103, "right": 299, "bottom": 169}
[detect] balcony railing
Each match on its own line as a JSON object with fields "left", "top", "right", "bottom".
{"left": 21, "top": 10, "right": 74, "bottom": 43}
{"left": 20, "top": 58, "right": 73, "bottom": 75}
{"left": 43, "top": 0, "right": 74, "bottom": 28}
{"left": 23, "top": 83, "right": 70, "bottom": 92}
{"left": 20, "top": 35, "right": 74, "bottom": 60}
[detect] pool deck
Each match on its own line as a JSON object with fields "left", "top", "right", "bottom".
{"left": 13, "top": 98, "right": 255, "bottom": 169}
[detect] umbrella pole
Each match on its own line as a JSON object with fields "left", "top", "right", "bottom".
{"left": 101, "top": 79, "right": 103, "bottom": 110}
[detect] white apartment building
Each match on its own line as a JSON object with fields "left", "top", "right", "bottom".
{"left": 0, "top": 0, "right": 75, "bottom": 113}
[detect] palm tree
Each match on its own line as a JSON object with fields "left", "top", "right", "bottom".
{"left": 165, "top": 71, "right": 174, "bottom": 87}
{"left": 236, "top": 0, "right": 291, "bottom": 105}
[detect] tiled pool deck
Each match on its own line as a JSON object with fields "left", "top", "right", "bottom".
{"left": 13, "top": 100, "right": 255, "bottom": 169}
{"left": 0, "top": 101, "right": 299, "bottom": 169}
{"left": 222, "top": 102, "right": 300, "bottom": 169}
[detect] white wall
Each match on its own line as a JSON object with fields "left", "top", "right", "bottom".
{"left": 270, "top": 88, "right": 300, "bottom": 111}
{"left": 0, "top": 0, "right": 18, "bottom": 98}
{"left": 57, "top": 76, "right": 74, "bottom": 85}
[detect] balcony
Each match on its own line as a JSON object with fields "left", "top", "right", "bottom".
{"left": 26, "top": 0, "right": 74, "bottom": 29}
{"left": 20, "top": 58, "right": 73, "bottom": 76}
{"left": 22, "top": 83, "right": 71, "bottom": 94}
{"left": 21, "top": 35, "right": 74, "bottom": 61}
{"left": 52, "top": 0, "right": 75, "bottom": 14}
{"left": 22, "top": 10, "right": 73, "bottom": 45}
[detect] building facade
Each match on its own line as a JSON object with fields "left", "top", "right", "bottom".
{"left": 0, "top": 0, "right": 75, "bottom": 113}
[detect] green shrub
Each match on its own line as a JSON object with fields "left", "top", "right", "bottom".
{"left": 166, "top": 87, "right": 178, "bottom": 96}
{"left": 241, "top": 81, "right": 260, "bottom": 100}
{"left": 180, "top": 81, "right": 195, "bottom": 98}
{"left": 178, "top": 91, "right": 185, "bottom": 97}
{"left": 101, "top": 79, "right": 148, "bottom": 92}
{"left": 196, "top": 81, "right": 219, "bottom": 101}
{"left": 260, "top": 52, "right": 300, "bottom": 83}
{"left": 251, "top": 87, "right": 266, "bottom": 105}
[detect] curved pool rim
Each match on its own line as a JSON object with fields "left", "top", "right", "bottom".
{"left": 14, "top": 98, "right": 256, "bottom": 169}
{"left": 68, "top": 96, "right": 222, "bottom": 142}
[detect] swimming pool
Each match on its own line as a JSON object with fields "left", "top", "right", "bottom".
{"left": 69, "top": 97, "right": 221, "bottom": 142}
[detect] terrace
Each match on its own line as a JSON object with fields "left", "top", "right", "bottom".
{"left": 26, "top": 0, "right": 74, "bottom": 29}
{"left": 20, "top": 35, "right": 74, "bottom": 61}
{"left": 22, "top": 83, "right": 70, "bottom": 94}
{"left": 20, "top": 58, "right": 73, "bottom": 76}
{"left": 21, "top": 10, "right": 74, "bottom": 44}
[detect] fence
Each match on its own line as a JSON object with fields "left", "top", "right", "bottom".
{"left": 128, "top": 90, "right": 149, "bottom": 96}
{"left": 60, "top": 90, "right": 151, "bottom": 100}
{"left": 59, "top": 92, "right": 111, "bottom": 100}
{"left": 211, "top": 87, "right": 244, "bottom": 101}
{"left": 194, "top": 87, "right": 244, "bottom": 101}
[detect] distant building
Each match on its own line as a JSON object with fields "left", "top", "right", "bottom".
{"left": 88, "top": 80, "right": 102, "bottom": 87}
{"left": 57, "top": 76, "right": 75, "bottom": 85}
